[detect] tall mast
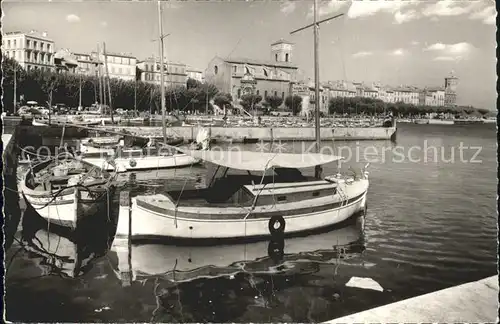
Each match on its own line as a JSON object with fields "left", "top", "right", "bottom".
{"left": 103, "top": 42, "right": 114, "bottom": 123}
{"left": 313, "top": 0, "right": 320, "bottom": 153}
{"left": 290, "top": 1, "right": 344, "bottom": 178}
{"left": 79, "top": 71, "right": 82, "bottom": 108}
{"left": 158, "top": 0, "right": 167, "bottom": 143}
{"left": 97, "top": 43, "right": 103, "bottom": 105}
{"left": 13, "top": 64, "right": 17, "bottom": 114}
{"left": 134, "top": 79, "right": 137, "bottom": 116}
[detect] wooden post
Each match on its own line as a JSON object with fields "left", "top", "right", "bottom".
{"left": 72, "top": 187, "right": 81, "bottom": 230}
{"left": 117, "top": 190, "right": 132, "bottom": 238}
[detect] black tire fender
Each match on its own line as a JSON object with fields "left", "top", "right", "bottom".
{"left": 268, "top": 215, "right": 286, "bottom": 235}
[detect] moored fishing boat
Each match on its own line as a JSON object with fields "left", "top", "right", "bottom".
{"left": 20, "top": 155, "right": 116, "bottom": 229}
{"left": 116, "top": 150, "right": 369, "bottom": 241}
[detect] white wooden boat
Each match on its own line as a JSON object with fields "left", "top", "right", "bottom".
{"left": 32, "top": 119, "right": 49, "bottom": 126}
{"left": 78, "top": 129, "right": 208, "bottom": 172}
{"left": 20, "top": 156, "right": 116, "bottom": 229}
{"left": 111, "top": 219, "right": 365, "bottom": 284}
{"left": 116, "top": 150, "right": 369, "bottom": 241}
{"left": 79, "top": 146, "right": 201, "bottom": 172}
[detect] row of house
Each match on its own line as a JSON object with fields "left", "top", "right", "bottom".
{"left": 2, "top": 30, "right": 204, "bottom": 86}
{"left": 323, "top": 80, "right": 456, "bottom": 107}
{"left": 2, "top": 30, "right": 459, "bottom": 111}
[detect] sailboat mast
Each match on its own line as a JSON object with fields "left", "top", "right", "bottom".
{"left": 13, "top": 64, "right": 17, "bottom": 114}
{"left": 79, "top": 72, "right": 82, "bottom": 108}
{"left": 158, "top": 0, "right": 167, "bottom": 143}
{"left": 97, "top": 43, "right": 103, "bottom": 105}
{"left": 313, "top": 0, "right": 320, "bottom": 153}
{"left": 103, "top": 42, "right": 114, "bottom": 123}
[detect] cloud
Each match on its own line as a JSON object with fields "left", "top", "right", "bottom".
{"left": 469, "top": 5, "right": 496, "bottom": 25}
{"left": 347, "top": 0, "right": 417, "bottom": 19}
{"left": 307, "top": 0, "right": 350, "bottom": 18}
{"left": 433, "top": 56, "right": 459, "bottom": 62}
{"left": 426, "top": 42, "right": 474, "bottom": 62}
{"left": 66, "top": 14, "right": 80, "bottom": 23}
{"left": 352, "top": 51, "right": 372, "bottom": 58}
{"left": 281, "top": 1, "right": 296, "bottom": 15}
{"left": 422, "top": 1, "right": 480, "bottom": 18}
{"left": 425, "top": 43, "right": 447, "bottom": 51}
{"left": 100, "top": 21, "right": 108, "bottom": 27}
{"left": 411, "top": 41, "right": 420, "bottom": 46}
{"left": 391, "top": 49, "right": 404, "bottom": 56}
{"left": 394, "top": 10, "right": 418, "bottom": 24}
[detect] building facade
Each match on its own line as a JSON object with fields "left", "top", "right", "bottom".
{"left": 444, "top": 72, "right": 458, "bottom": 106}
{"left": 2, "top": 30, "right": 55, "bottom": 72}
{"left": 73, "top": 52, "right": 102, "bottom": 76}
{"left": 205, "top": 39, "right": 298, "bottom": 105}
{"left": 419, "top": 87, "right": 445, "bottom": 106}
{"left": 136, "top": 58, "right": 187, "bottom": 87}
{"left": 186, "top": 66, "right": 204, "bottom": 82}
{"left": 91, "top": 51, "right": 137, "bottom": 81}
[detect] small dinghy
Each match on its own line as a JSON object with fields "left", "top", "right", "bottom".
{"left": 20, "top": 155, "right": 116, "bottom": 229}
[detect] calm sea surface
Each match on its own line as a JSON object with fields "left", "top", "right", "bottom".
{"left": 5, "top": 123, "right": 497, "bottom": 322}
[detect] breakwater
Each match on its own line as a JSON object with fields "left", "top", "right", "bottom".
{"left": 100, "top": 125, "right": 397, "bottom": 142}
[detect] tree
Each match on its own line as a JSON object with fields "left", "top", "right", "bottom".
{"left": 2, "top": 57, "right": 26, "bottom": 113}
{"left": 265, "top": 95, "right": 283, "bottom": 110}
{"left": 285, "top": 95, "right": 302, "bottom": 116}
{"left": 186, "top": 78, "right": 202, "bottom": 90}
{"left": 213, "top": 92, "right": 232, "bottom": 109}
{"left": 240, "top": 93, "right": 262, "bottom": 110}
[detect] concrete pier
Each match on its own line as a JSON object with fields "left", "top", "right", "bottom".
{"left": 101, "top": 125, "right": 397, "bottom": 143}
{"left": 326, "top": 276, "right": 498, "bottom": 323}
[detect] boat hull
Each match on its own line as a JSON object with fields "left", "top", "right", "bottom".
{"left": 81, "top": 154, "right": 200, "bottom": 172}
{"left": 117, "top": 180, "right": 368, "bottom": 241}
{"left": 22, "top": 187, "right": 114, "bottom": 229}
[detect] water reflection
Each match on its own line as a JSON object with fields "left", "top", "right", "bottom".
{"left": 10, "top": 199, "right": 118, "bottom": 279}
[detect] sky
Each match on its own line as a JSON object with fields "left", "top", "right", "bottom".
{"left": 2, "top": 0, "right": 497, "bottom": 109}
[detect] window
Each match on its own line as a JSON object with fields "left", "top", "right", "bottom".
{"left": 33, "top": 53, "right": 38, "bottom": 62}
{"left": 282, "top": 92, "right": 284, "bottom": 98}
{"left": 26, "top": 40, "right": 30, "bottom": 48}
{"left": 275, "top": 53, "right": 278, "bottom": 61}
{"left": 47, "top": 44, "right": 51, "bottom": 52}
{"left": 34, "top": 41, "right": 37, "bottom": 49}
{"left": 27, "top": 65, "right": 31, "bottom": 71}
{"left": 111, "top": 67, "right": 115, "bottom": 73}
{"left": 7, "top": 40, "right": 11, "bottom": 48}
{"left": 118, "top": 68, "right": 122, "bottom": 74}
{"left": 13, "top": 40, "right": 17, "bottom": 48}
{"left": 263, "top": 69, "right": 268, "bottom": 77}
{"left": 27, "top": 52, "right": 31, "bottom": 61}
{"left": 233, "top": 65, "right": 237, "bottom": 73}
{"left": 214, "top": 65, "right": 218, "bottom": 75}
{"left": 256, "top": 90, "right": 260, "bottom": 95}
{"left": 264, "top": 90, "right": 268, "bottom": 98}
{"left": 285, "top": 53, "right": 289, "bottom": 62}
{"left": 40, "top": 42, "right": 44, "bottom": 51}
{"left": 237, "top": 89, "right": 241, "bottom": 98}
{"left": 274, "top": 91, "right": 277, "bottom": 96}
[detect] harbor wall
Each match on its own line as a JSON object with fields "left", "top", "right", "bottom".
{"left": 107, "top": 125, "right": 397, "bottom": 142}
{"left": 2, "top": 127, "right": 21, "bottom": 250}
{"left": 326, "top": 275, "right": 498, "bottom": 323}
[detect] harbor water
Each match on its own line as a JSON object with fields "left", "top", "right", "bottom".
{"left": 5, "top": 122, "right": 497, "bottom": 322}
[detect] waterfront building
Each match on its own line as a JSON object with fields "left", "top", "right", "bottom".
{"left": 323, "top": 81, "right": 357, "bottom": 99}
{"left": 444, "top": 72, "right": 458, "bottom": 106}
{"left": 292, "top": 79, "right": 328, "bottom": 115}
{"left": 54, "top": 49, "right": 79, "bottom": 73}
{"left": 136, "top": 58, "right": 187, "bottom": 87}
{"left": 186, "top": 66, "right": 204, "bottom": 82}
{"left": 73, "top": 52, "right": 102, "bottom": 76}
{"left": 205, "top": 39, "right": 298, "bottom": 104}
{"left": 392, "top": 86, "right": 420, "bottom": 105}
{"left": 90, "top": 51, "right": 137, "bottom": 81}
{"left": 419, "top": 87, "right": 446, "bottom": 106}
{"left": 2, "top": 30, "right": 55, "bottom": 72}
